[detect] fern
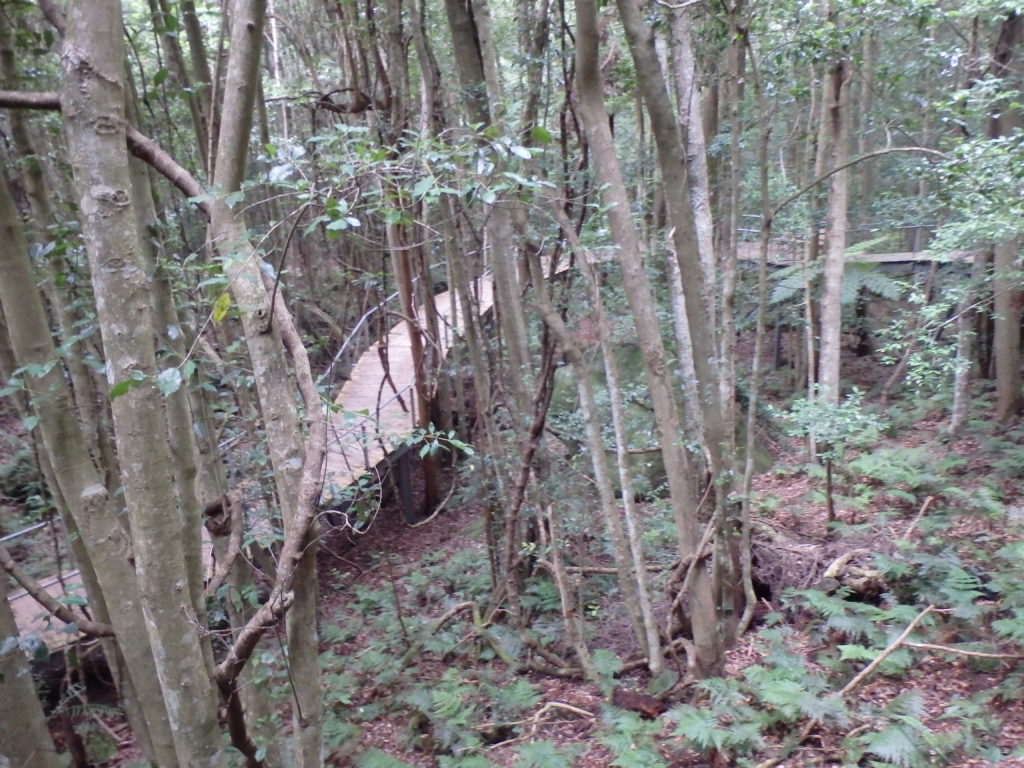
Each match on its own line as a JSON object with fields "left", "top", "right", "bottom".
{"left": 862, "top": 724, "right": 928, "bottom": 768}
{"left": 438, "top": 756, "right": 494, "bottom": 768}
{"left": 668, "top": 705, "right": 720, "bottom": 751}
{"left": 355, "top": 748, "right": 415, "bottom": 768}
{"left": 599, "top": 710, "right": 667, "bottom": 768}
{"left": 514, "top": 740, "right": 579, "bottom": 768}
{"left": 484, "top": 677, "right": 540, "bottom": 719}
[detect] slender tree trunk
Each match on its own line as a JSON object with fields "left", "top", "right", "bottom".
{"left": 719, "top": 10, "right": 746, "bottom": 478}
{"left": 576, "top": 0, "right": 720, "bottom": 676}
{"left": 949, "top": 254, "right": 985, "bottom": 434}
{"left": 208, "top": 1, "right": 323, "bottom": 762}
{"left": 60, "top": 3, "right": 223, "bottom": 763}
{"left": 738, "top": 47, "right": 771, "bottom": 636}
{"left": 817, "top": 54, "right": 851, "bottom": 407}
{"left": 614, "top": 0, "right": 726, "bottom": 479}
{"left": 668, "top": 9, "right": 715, "bottom": 292}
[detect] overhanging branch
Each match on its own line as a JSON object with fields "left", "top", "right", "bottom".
{"left": 0, "top": 90, "right": 209, "bottom": 216}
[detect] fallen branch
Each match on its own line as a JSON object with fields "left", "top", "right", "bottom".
{"left": 902, "top": 641, "right": 1022, "bottom": 660}
{"left": 901, "top": 495, "right": 935, "bottom": 540}
{"left": 753, "top": 605, "right": 935, "bottom": 768}
{"left": 484, "top": 700, "right": 596, "bottom": 749}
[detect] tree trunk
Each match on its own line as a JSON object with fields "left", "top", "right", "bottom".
{"left": 444, "top": 0, "right": 490, "bottom": 126}
{"left": 817, "top": 56, "right": 851, "bottom": 406}
{"left": 576, "top": 0, "right": 721, "bottom": 676}
{"left": 0, "top": 155, "right": 178, "bottom": 767}
{"left": 208, "top": 0, "right": 324, "bottom": 762}
{"left": 990, "top": 14, "right": 1022, "bottom": 422}
{"left": 60, "top": 2, "right": 223, "bottom": 763}
{"left": 614, "top": 0, "right": 726, "bottom": 480}
{"left": 0, "top": 576, "right": 63, "bottom": 768}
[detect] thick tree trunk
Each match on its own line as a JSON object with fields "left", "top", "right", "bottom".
{"left": 991, "top": 14, "right": 1022, "bottom": 422}
{"left": 60, "top": 2, "right": 223, "bottom": 763}
{"left": 0, "top": 162, "right": 178, "bottom": 767}
{"left": 444, "top": 0, "right": 490, "bottom": 125}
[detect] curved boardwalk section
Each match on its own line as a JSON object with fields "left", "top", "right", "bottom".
{"left": 322, "top": 275, "right": 493, "bottom": 502}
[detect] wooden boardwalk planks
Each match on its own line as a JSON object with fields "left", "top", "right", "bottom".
{"left": 322, "top": 274, "right": 493, "bottom": 501}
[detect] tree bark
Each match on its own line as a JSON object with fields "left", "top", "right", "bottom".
{"left": 614, "top": 0, "right": 726, "bottom": 478}
{"left": 817, "top": 56, "right": 851, "bottom": 406}
{"left": 61, "top": 2, "right": 223, "bottom": 764}
{"left": 0, "top": 161, "right": 178, "bottom": 766}
{"left": 990, "top": 13, "right": 1022, "bottom": 422}
{"left": 207, "top": 0, "right": 324, "bottom": 762}
{"left": 576, "top": 0, "right": 721, "bottom": 676}
{"left": 0, "top": 576, "right": 63, "bottom": 768}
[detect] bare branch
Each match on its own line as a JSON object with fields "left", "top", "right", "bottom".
{"left": 0, "top": 90, "right": 209, "bottom": 215}
{"left": 0, "top": 543, "right": 115, "bottom": 638}
{"left": 769, "top": 147, "right": 951, "bottom": 226}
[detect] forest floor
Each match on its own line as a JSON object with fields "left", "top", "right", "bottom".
{"left": 5, "top": 380, "right": 1024, "bottom": 766}
{"left": 313, "top": 393, "right": 1024, "bottom": 767}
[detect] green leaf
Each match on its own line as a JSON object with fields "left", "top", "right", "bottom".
{"left": 109, "top": 377, "right": 142, "bottom": 400}
{"left": 530, "top": 125, "right": 552, "bottom": 144}
{"left": 326, "top": 218, "right": 350, "bottom": 231}
{"left": 509, "top": 145, "right": 532, "bottom": 159}
{"left": 156, "top": 367, "right": 183, "bottom": 396}
{"left": 187, "top": 192, "right": 215, "bottom": 205}
{"left": 153, "top": 68, "right": 169, "bottom": 86}
{"left": 212, "top": 291, "right": 232, "bottom": 323}
{"left": 22, "top": 415, "right": 39, "bottom": 431}
{"left": 224, "top": 190, "right": 245, "bottom": 208}
{"left": 412, "top": 177, "right": 435, "bottom": 199}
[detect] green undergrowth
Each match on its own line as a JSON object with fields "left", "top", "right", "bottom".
{"left": 313, "top": 410, "right": 1024, "bottom": 767}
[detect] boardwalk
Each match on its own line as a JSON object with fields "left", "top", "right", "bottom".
{"left": 6, "top": 274, "right": 494, "bottom": 645}
{"left": 8, "top": 237, "right": 957, "bottom": 643}
{"left": 321, "top": 274, "right": 494, "bottom": 502}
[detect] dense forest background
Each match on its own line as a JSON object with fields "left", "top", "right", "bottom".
{"left": 1, "top": 0, "right": 1024, "bottom": 765}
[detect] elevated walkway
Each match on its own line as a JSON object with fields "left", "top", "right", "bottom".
{"left": 7, "top": 235, "right": 960, "bottom": 645}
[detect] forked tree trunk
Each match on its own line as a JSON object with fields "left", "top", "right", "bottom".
{"left": 207, "top": 1, "right": 324, "bottom": 762}
{"left": 0, "top": 168, "right": 177, "bottom": 767}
